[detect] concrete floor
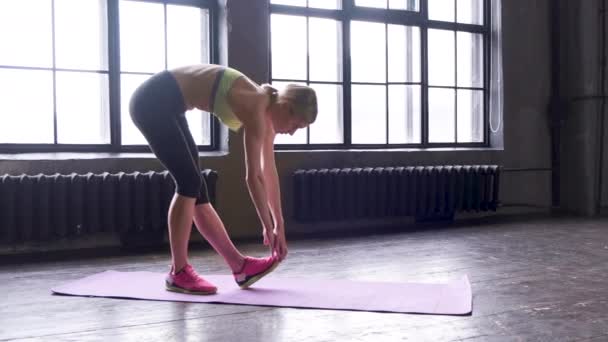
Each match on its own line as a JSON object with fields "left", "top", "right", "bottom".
{"left": 1, "top": 214, "right": 607, "bottom": 341}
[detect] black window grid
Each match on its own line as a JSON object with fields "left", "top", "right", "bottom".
{"left": 269, "top": 0, "right": 491, "bottom": 150}
{"left": 0, "top": 0, "right": 219, "bottom": 153}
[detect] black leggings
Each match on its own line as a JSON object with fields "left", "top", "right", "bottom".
{"left": 129, "top": 71, "right": 209, "bottom": 205}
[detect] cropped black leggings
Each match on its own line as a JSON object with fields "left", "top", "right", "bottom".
{"left": 129, "top": 71, "right": 209, "bottom": 205}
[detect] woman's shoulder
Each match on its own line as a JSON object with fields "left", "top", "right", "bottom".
{"left": 230, "top": 78, "right": 268, "bottom": 123}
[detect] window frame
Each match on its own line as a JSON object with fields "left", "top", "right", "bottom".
{"left": 0, "top": 0, "right": 220, "bottom": 153}
{"left": 269, "top": 0, "right": 491, "bottom": 150}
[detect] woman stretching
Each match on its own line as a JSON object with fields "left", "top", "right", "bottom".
{"left": 129, "top": 64, "right": 317, "bottom": 294}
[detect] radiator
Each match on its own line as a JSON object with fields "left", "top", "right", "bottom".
{"left": 293, "top": 165, "right": 500, "bottom": 222}
{"left": 0, "top": 170, "right": 217, "bottom": 245}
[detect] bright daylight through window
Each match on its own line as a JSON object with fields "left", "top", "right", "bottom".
{"left": 270, "top": 0, "right": 488, "bottom": 148}
{"left": 0, "top": 0, "right": 213, "bottom": 152}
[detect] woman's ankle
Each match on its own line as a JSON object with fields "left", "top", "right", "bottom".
{"left": 231, "top": 256, "right": 247, "bottom": 274}
{"left": 172, "top": 261, "right": 189, "bottom": 274}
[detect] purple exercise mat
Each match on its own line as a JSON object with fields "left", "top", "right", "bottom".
{"left": 51, "top": 271, "right": 472, "bottom": 315}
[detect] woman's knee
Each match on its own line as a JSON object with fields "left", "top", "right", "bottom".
{"left": 195, "top": 188, "right": 211, "bottom": 205}
{"left": 175, "top": 172, "right": 203, "bottom": 198}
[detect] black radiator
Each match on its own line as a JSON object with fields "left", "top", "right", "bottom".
{"left": 293, "top": 165, "right": 500, "bottom": 222}
{"left": 0, "top": 170, "right": 217, "bottom": 245}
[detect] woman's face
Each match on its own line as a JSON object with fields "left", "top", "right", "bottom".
{"left": 275, "top": 103, "right": 307, "bottom": 135}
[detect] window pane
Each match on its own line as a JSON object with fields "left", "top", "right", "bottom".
{"left": 355, "top": 0, "right": 387, "bottom": 9}
{"left": 351, "top": 21, "right": 386, "bottom": 83}
{"left": 429, "top": 88, "right": 455, "bottom": 143}
{"left": 388, "top": 25, "right": 420, "bottom": 83}
{"left": 428, "top": 29, "right": 455, "bottom": 86}
{"left": 428, "top": 0, "right": 454, "bottom": 22}
{"left": 270, "top": 0, "right": 306, "bottom": 6}
{"left": 389, "top": 85, "right": 420, "bottom": 144}
{"left": 273, "top": 127, "right": 307, "bottom": 145}
{"left": 56, "top": 72, "right": 110, "bottom": 144}
{"left": 352, "top": 85, "right": 386, "bottom": 144}
{"left": 0, "top": 69, "right": 54, "bottom": 143}
{"left": 457, "top": 32, "right": 483, "bottom": 88}
{"left": 271, "top": 14, "right": 307, "bottom": 80}
{"left": 185, "top": 110, "right": 211, "bottom": 146}
{"left": 0, "top": 0, "right": 53, "bottom": 67}
{"left": 457, "top": 89, "right": 483, "bottom": 143}
{"left": 309, "top": 83, "right": 343, "bottom": 144}
{"left": 271, "top": 0, "right": 341, "bottom": 9}
{"left": 119, "top": 0, "right": 165, "bottom": 73}
{"left": 457, "top": 0, "right": 483, "bottom": 25}
{"left": 309, "top": 18, "right": 342, "bottom": 82}
{"left": 168, "top": 5, "right": 211, "bottom": 146}
{"left": 55, "top": 0, "right": 108, "bottom": 70}
{"left": 389, "top": 0, "right": 419, "bottom": 11}
{"left": 167, "top": 5, "right": 209, "bottom": 69}
{"left": 272, "top": 82, "right": 307, "bottom": 145}
{"left": 121, "top": 74, "right": 150, "bottom": 145}
{"left": 308, "top": 0, "right": 341, "bottom": 9}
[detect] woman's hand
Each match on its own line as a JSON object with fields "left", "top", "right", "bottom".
{"left": 264, "top": 225, "right": 287, "bottom": 262}
{"left": 263, "top": 226, "right": 275, "bottom": 252}
{"left": 272, "top": 225, "right": 287, "bottom": 262}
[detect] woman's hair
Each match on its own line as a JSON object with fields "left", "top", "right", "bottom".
{"left": 262, "top": 83, "right": 318, "bottom": 125}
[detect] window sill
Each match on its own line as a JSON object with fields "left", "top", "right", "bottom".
{"left": 0, "top": 151, "right": 229, "bottom": 161}
{"left": 0, "top": 146, "right": 504, "bottom": 161}
{"left": 275, "top": 146, "right": 504, "bottom": 153}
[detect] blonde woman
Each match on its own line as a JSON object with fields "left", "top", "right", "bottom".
{"left": 129, "top": 64, "right": 317, "bottom": 295}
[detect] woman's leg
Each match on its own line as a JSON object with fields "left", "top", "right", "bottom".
{"left": 176, "top": 114, "right": 245, "bottom": 273}
{"left": 167, "top": 194, "right": 197, "bottom": 273}
{"left": 130, "top": 82, "right": 203, "bottom": 273}
{"left": 140, "top": 123, "right": 201, "bottom": 273}
{"left": 192, "top": 203, "right": 245, "bottom": 273}
{"left": 137, "top": 123, "right": 201, "bottom": 273}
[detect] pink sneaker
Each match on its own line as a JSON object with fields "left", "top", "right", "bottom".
{"left": 233, "top": 256, "right": 279, "bottom": 289}
{"left": 165, "top": 264, "right": 217, "bottom": 295}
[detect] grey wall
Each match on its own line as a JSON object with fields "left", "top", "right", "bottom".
{"left": 559, "top": 0, "right": 608, "bottom": 215}
{"left": 602, "top": 114, "right": 608, "bottom": 209}
{"left": 0, "top": 0, "right": 554, "bottom": 240}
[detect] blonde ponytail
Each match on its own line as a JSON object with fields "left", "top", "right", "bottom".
{"left": 261, "top": 84, "right": 279, "bottom": 104}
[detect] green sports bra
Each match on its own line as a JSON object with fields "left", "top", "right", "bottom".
{"left": 209, "top": 67, "right": 244, "bottom": 132}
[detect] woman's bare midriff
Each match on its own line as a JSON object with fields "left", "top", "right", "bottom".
{"left": 169, "top": 64, "right": 224, "bottom": 112}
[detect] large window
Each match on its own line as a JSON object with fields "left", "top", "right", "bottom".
{"left": 270, "top": 0, "right": 489, "bottom": 149}
{"left": 0, "top": 0, "right": 217, "bottom": 153}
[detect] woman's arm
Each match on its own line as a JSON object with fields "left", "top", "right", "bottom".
{"left": 261, "top": 131, "right": 288, "bottom": 261}
{"left": 262, "top": 131, "right": 284, "bottom": 231}
{"left": 243, "top": 118, "right": 276, "bottom": 250}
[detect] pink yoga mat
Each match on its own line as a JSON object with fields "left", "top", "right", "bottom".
{"left": 51, "top": 271, "right": 472, "bottom": 315}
